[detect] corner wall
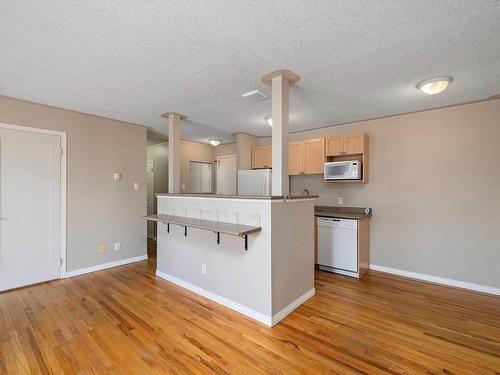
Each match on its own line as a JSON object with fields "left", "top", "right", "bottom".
{"left": 180, "top": 140, "right": 215, "bottom": 192}
{"left": 265, "top": 99, "right": 500, "bottom": 289}
{"left": 0, "top": 96, "right": 147, "bottom": 272}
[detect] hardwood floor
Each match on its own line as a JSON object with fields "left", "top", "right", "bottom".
{"left": 1, "top": 249, "right": 499, "bottom": 374}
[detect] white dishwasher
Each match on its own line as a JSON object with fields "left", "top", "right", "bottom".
{"left": 317, "top": 217, "right": 358, "bottom": 277}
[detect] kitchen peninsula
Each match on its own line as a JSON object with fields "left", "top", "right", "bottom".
{"left": 149, "top": 70, "right": 316, "bottom": 326}
{"left": 148, "top": 193, "right": 317, "bottom": 326}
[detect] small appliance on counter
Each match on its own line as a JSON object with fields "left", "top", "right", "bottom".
{"left": 237, "top": 169, "right": 272, "bottom": 196}
{"left": 324, "top": 160, "right": 361, "bottom": 181}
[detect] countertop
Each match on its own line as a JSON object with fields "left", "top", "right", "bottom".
{"left": 315, "top": 206, "right": 372, "bottom": 220}
{"left": 156, "top": 193, "right": 319, "bottom": 200}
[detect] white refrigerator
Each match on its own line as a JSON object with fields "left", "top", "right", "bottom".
{"left": 237, "top": 169, "right": 272, "bottom": 196}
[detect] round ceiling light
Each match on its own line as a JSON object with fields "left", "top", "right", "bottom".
{"left": 417, "top": 76, "right": 453, "bottom": 95}
{"left": 265, "top": 115, "right": 272, "bottom": 126}
{"left": 208, "top": 139, "right": 221, "bottom": 146}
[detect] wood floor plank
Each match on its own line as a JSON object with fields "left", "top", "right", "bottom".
{"left": 1, "top": 242, "right": 499, "bottom": 374}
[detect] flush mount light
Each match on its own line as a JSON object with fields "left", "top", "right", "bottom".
{"left": 417, "top": 76, "right": 453, "bottom": 95}
{"left": 208, "top": 139, "right": 221, "bottom": 146}
{"left": 265, "top": 115, "right": 272, "bottom": 126}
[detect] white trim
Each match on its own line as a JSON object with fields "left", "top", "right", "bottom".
{"left": 286, "top": 198, "right": 318, "bottom": 203}
{"left": 156, "top": 270, "right": 274, "bottom": 326}
{"left": 318, "top": 265, "right": 359, "bottom": 278}
{"left": 155, "top": 270, "right": 316, "bottom": 327}
{"left": 157, "top": 195, "right": 276, "bottom": 203}
{"left": 65, "top": 255, "right": 148, "bottom": 278}
{"left": 370, "top": 264, "right": 500, "bottom": 296}
{"left": 0, "top": 122, "right": 67, "bottom": 278}
{"left": 271, "top": 288, "right": 315, "bottom": 326}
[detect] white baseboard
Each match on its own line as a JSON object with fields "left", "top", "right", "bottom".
{"left": 156, "top": 270, "right": 316, "bottom": 327}
{"left": 156, "top": 270, "right": 273, "bottom": 326}
{"left": 370, "top": 264, "right": 500, "bottom": 296}
{"left": 272, "top": 288, "right": 315, "bottom": 326}
{"left": 65, "top": 254, "right": 148, "bottom": 278}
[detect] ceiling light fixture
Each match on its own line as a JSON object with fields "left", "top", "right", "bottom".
{"left": 417, "top": 76, "right": 452, "bottom": 95}
{"left": 265, "top": 115, "right": 272, "bottom": 126}
{"left": 208, "top": 139, "right": 221, "bottom": 146}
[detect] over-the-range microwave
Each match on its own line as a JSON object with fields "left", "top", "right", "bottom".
{"left": 324, "top": 160, "right": 362, "bottom": 181}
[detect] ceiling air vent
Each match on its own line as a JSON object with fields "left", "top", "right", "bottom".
{"left": 241, "top": 89, "right": 269, "bottom": 102}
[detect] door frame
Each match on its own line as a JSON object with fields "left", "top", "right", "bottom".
{"left": 0, "top": 122, "right": 67, "bottom": 278}
{"left": 146, "top": 159, "right": 155, "bottom": 240}
{"left": 216, "top": 154, "right": 237, "bottom": 195}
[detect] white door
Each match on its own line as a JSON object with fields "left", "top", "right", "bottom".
{"left": 146, "top": 160, "right": 155, "bottom": 239}
{"left": 0, "top": 127, "right": 61, "bottom": 291}
{"left": 216, "top": 155, "right": 237, "bottom": 195}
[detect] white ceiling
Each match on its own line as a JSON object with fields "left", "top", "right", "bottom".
{"left": 1, "top": 1, "right": 499, "bottom": 144}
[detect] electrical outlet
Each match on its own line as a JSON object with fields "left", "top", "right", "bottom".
{"left": 201, "top": 264, "right": 207, "bottom": 274}
{"left": 114, "top": 242, "right": 121, "bottom": 251}
{"left": 181, "top": 184, "right": 186, "bottom": 191}
{"left": 99, "top": 244, "right": 107, "bottom": 253}
{"left": 338, "top": 196, "right": 344, "bottom": 205}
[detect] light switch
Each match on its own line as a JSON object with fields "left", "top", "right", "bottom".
{"left": 113, "top": 173, "right": 121, "bottom": 181}
{"left": 133, "top": 182, "right": 139, "bottom": 191}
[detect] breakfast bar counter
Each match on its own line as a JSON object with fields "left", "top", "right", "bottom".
{"left": 148, "top": 193, "right": 318, "bottom": 326}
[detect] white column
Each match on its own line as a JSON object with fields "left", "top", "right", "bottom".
{"left": 161, "top": 112, "right": 187, "bottom": 193}
{"left": 271, "top": 75, "right": 289, "bottom": 196}
{"left": 261, "top": 70, "right": 300, "bottom": 197}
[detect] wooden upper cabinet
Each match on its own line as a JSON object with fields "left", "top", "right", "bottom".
{"left": 288, "top": 142, "right": 303, "bottom": 175}
{"left": 252, "top": 145, "right": 272, "bottom": 169}
{"left": 288, "top": 138, "right": 325, "bottom": 175}
{"left": 326, "top": 136, "right": 344, "bottom": 156}
{"left": 252, "top": 138, "right": 325, "bottom": 175}
{"left": 326, "top": 133, "right": 365, "bottom": 156}
{"left": 344, "top": 133, "right": 364, "bottom": 154}
{"left": 303, "top": 138, "right": 325, "bottom": 174}
{"left": 252, "top": 146, "right": 268, "bottom": 169}
{"left": 265, "top": 145, "right": 272, "bottom": 168}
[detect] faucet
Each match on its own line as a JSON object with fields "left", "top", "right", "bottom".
{"left": 302, "top": 189, "right": 310, "bottom": 196}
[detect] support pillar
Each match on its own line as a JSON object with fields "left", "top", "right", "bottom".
{"left": 261, "top": 70, "right": 300, "bottom": 197}
{"left": 161, "top": 112, "right": 187, "bottom": 193}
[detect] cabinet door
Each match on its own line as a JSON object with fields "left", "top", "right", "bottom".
{"left": 303, "top": 138, "right": 325, "bottom": 174}
{"left": 326, "top": 136, "right": 344, "bottom": 156}
{"left": 344, "top": 133, "right": 364, "bottom": 155}
{"left": 288, "top": 142, "right": 303, "bottom": 175}
{"left": 252, "top": 147, "right": 268, "bottom": 168}
{"left": 265, "top": 145, "right": 272, "bottom": 168}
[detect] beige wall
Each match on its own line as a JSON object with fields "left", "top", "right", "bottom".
{"left": 264, "top": 99, "right": 500, "bottom": 288}
{"left": 215, "top": 142, "right": 236, "bottom": 158}
{"left": 0, "top": 96, "right": 147, "bottom": 272}
{"left": 236, "top": 133, "right": 260, "bottom": 170}
{"left": 180, "top": 140, "right": 215, "bottom": 192}
{"left": 146, "top": 142, "right": 168, "bottom": 238}
{"left": 147, "top": 142, "right": 168, "bottom": 196}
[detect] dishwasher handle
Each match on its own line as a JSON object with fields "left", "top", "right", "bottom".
{"left": 317, "top": 217, "right": 358, "bottom": 229}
